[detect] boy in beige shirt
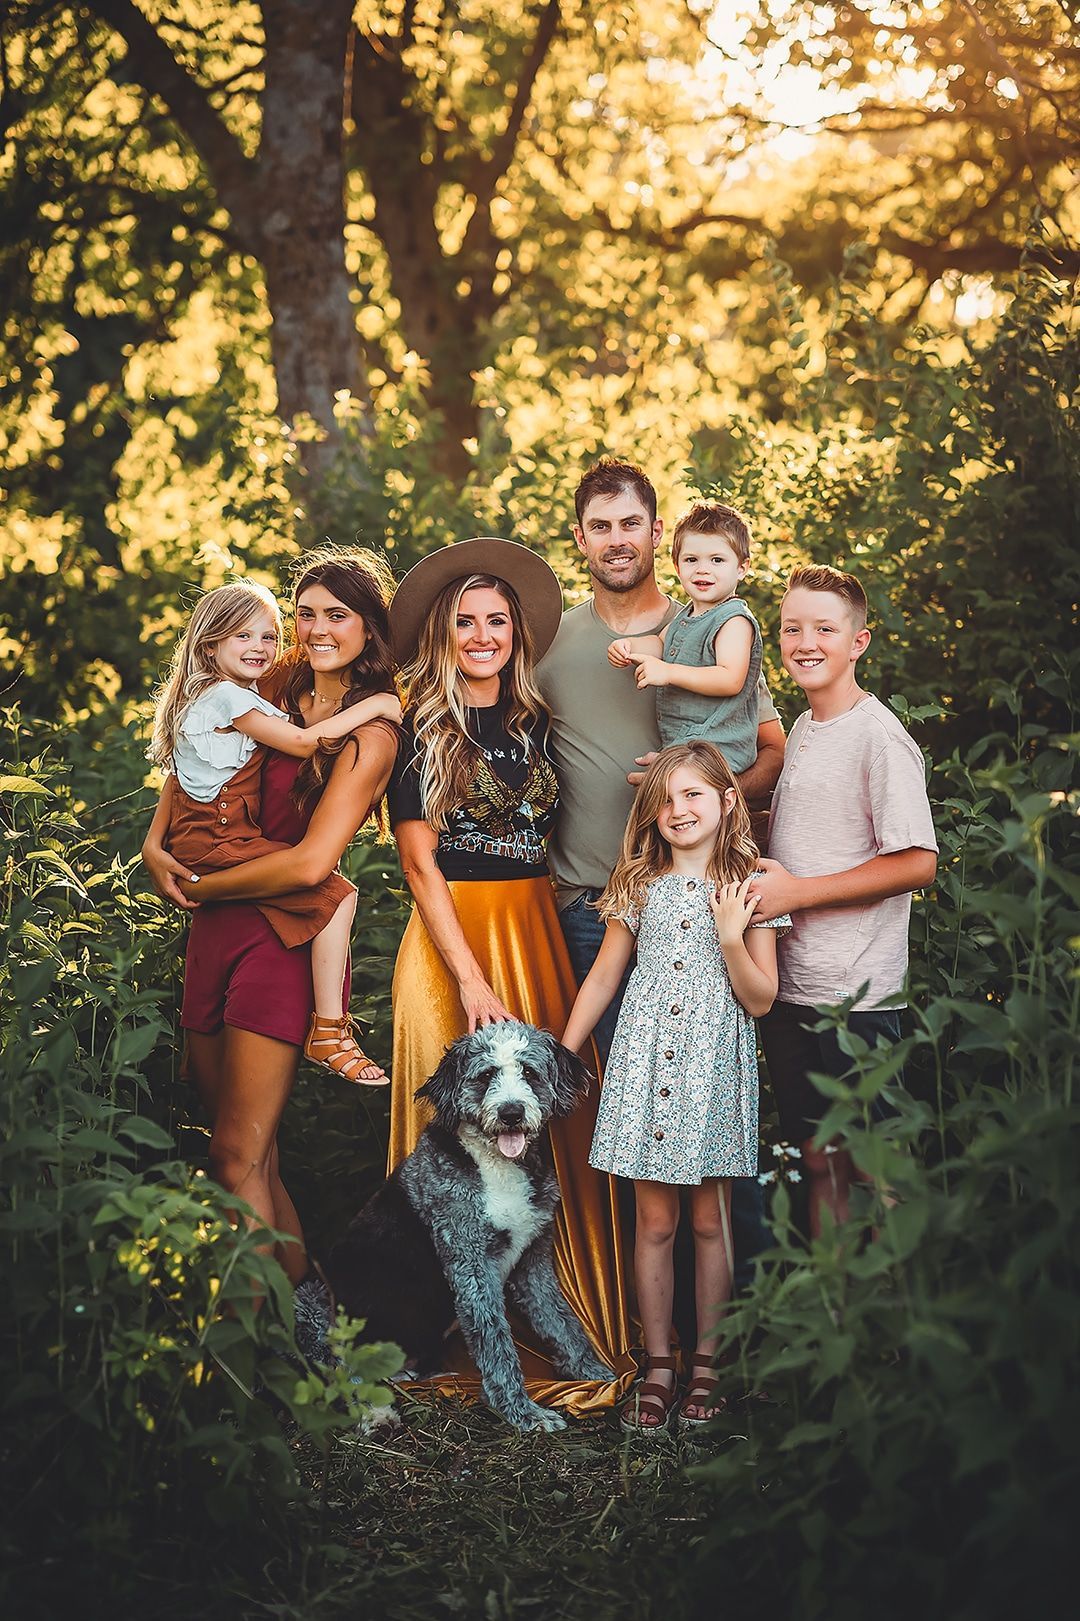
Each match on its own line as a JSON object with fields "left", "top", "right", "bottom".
{"left": 750, "top": 564, "right": 938, "bottom": 1235}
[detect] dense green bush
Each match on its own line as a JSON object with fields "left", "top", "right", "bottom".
{"left": 685, "top": 738, "right": 1079, "bottom": 1619}
{"left": 695, "top": 257, "right": 1079, "bottom": 755}
{"left": 0, "top": 720, "right": 401, "bottom": 1615}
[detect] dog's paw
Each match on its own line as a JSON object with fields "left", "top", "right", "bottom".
{"left": 354, "top": 1400, "right": 402, "bottom": 1437}
{"left": 512, "top": 1400, "right": 567, "bottom": 1433}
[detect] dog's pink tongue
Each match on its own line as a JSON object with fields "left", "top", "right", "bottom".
{"left": 497, "top": 1130, "right": 527, "bottom": 1160}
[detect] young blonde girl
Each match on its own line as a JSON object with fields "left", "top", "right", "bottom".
{"left": 148, "top": 580, "right": 400, "bottom": 1084}
{"left": 562, "top": 740, "right": 790, "bottom": 1431}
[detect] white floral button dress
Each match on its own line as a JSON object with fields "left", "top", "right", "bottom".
{"left": 588, "top": 874, "right": 791, "bottom": 1184}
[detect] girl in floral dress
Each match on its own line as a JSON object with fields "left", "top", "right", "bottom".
{"left": 562, "top": 741, "right": 789, "bottom": 1432}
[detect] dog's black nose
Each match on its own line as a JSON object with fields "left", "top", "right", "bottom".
{"left": 497, "top": 1102, "right": 526, "bottom": 1128}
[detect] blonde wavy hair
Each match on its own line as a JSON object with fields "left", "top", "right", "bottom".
{"left": 148, "top": 580, "right": 282, "bottom": 770}
{"left": 599, "top": 741, "right": 759, "bottom": 922}
{"left": 400, "top": 573, "right": 550, "bottom": 831}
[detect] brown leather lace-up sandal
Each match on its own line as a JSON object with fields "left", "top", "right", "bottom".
{"left": 619, "top": 1354, "right": 679, "bottom": 1434}
{"left": 677, "top": 1355, "right": 729, "bottom": 1428}
{"left": 304, "top": 1014, "right": 388, "bottom": 1087}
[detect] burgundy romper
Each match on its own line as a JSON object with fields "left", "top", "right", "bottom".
{"left": 180, "top": 752, "right": 351, "bottom": 1047}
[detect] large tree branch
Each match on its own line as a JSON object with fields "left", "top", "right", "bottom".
{"left": 881, "top": 231, "right": 1080, "bottom": 279}
{"left": 80, "top": 0, "right": 258, "bottom": 242}
{"left": 458, "top": 0, "right": 561, "bottom": 271}
{"left": 483, "top": 0, "right": 561, "bottom": 199}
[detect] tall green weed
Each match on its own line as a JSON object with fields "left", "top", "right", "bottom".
{"left": 686, "top": 737, "right": 1079, "bottom": 1619}
{"left": 0, "top": 716, "right": 401, "bottom": 1614}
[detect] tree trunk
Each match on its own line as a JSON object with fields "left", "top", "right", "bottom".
{"left": 351, "top": 34, "right": 485, "bottom": 483}
{"left": 259, "top": 0, "right": 359, "bottom": 466}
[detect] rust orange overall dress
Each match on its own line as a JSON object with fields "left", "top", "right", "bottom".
{"left": 167, "top": 746, "right": 352, "bottom": 948}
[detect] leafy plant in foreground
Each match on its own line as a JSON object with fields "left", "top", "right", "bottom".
{"left": 0, "top": 717, "right": 401, "bottom": 1615}
{"left": 686, "top": 752, "right": 1079, "bottom": 1621}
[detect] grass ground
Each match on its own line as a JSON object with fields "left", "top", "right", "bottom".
{"left": 272, "top": 1391, "right": 742, "bottom": 1621}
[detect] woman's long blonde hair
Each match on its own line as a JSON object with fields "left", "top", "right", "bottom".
{"left": 599, "top": 741, "right": 759, "bottom": 922}
{"left": 400, "top": 573, "right": 549, "bottom": 831}
{"left": 148, "top": 581, "right": 282, "bottom": 769}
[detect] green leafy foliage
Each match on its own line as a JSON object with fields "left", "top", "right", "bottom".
{"left": 693, "top": 251, "right": 1080, "bottom": 756}
{"left": 684, "top": 750, "right": 1079, "bottom": 1618}
{"left": 0, "top": 721, "right": 402, "bottom": 1615}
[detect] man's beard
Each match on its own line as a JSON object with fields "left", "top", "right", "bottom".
{"left": 590, "top": 551, "right": 653, "bottom": 592}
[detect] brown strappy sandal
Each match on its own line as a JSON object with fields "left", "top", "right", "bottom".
{"left": 677, "top": 1355, "right": 729, "bottom": 1429}
{"left": 304, "top": 1014, "right": 388, "bottom": 1087}
{"left": 619, "top": 1354, "right": 679, "bottom": 1434}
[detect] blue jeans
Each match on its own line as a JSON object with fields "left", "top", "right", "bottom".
{"left": 559, "top": 890, "right": 768, "bottom": 1299}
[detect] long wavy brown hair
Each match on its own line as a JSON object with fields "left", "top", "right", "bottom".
{"left": 399, "top": 573, "right": 550, "bottom": 832}
{"left": 599, "top": 741, "right": 759, "bottom": 922}
{"left": 278, "top": 546, "right": 398, "bottom": 811}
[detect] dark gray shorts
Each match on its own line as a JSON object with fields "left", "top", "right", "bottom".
{"left": 760, "top": 1000, "right": 905, "bottom": 1145}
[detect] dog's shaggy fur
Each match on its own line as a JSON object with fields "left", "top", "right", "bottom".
{"left": 323, "top": 1021, "right": 612, "bottom": 1431}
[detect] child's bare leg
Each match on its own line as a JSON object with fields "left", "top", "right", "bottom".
{"left": 681, "top": 1178, "right": 733, "bottom": 1421}
{"left": 306, "top": 892, "right": 387, "bottom": 1086}
{"left": 311, "top": 890, "right": 357, "bottom": 1018}
{"left": 804, "top": 1140, "right": 852, "bottom": 1237}
{"left": 630, "top": 1180, "right": 680, "bottom": 1424}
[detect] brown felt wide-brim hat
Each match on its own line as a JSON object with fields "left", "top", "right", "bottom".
{"left": 389, "top": 537, "right": 563, "bottom": 664}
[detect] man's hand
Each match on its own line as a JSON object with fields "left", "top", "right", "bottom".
{"left": 627, "top": 749, "right": 659, "bottom": 788}
{"left": 631, "top": 653, "right": 668, "bottom": 690}
{"left": 747, "top": 857, "right": 804, "bottom": 921}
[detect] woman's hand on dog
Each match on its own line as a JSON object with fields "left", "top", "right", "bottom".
{"left": 459, "top": 974, "right": 514, "bottom": 1034}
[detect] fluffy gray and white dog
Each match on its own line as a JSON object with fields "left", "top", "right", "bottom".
{"left": 322, "top": 1020, "right": 612, "bottom": 1431}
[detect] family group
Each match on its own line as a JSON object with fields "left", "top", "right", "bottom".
{"left": 142, "top": 457, "right": 937, "bottom": 1433}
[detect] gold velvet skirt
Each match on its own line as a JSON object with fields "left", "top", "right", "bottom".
{"left": 389, "top": 875, "right": 635, "bottom": 1415}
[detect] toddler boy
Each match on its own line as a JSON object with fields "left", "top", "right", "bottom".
{"left": 751, "top": 564, "right": 937, "bottom": 1234}
{"left": 608, "top": 501, "right": 762, "bottom": 774}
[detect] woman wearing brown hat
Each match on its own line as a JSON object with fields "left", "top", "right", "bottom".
{"left": 387, "top": 538, "right": 633, "bottom": 1414}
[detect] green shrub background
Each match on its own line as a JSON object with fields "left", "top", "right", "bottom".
{"left": 1, "top": 263, "right": 1077, "bottom": 1618}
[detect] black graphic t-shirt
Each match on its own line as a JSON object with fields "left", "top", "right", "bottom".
{"left": 388, "top": 698, "right": 559, "bottom": 880}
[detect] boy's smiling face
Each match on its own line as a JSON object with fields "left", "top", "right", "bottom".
{"left": 780, "top": 586, "right": 870, "bottom": 702}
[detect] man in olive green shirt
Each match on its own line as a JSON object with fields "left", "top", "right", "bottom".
{"left": 538, "top": 457, "right": 784, "bottom": 1052}
{"left": 537, "top": 458, "right": 784, "bottom": 1309}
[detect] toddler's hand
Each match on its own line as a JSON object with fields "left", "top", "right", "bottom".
{"left": 373, "top": 692, "right": 403, "bottom": 724}
{"left": 631, "top": 653, "right": 668, "bottom": 689}
{"left": 709, "top": 876, "right": 757, "bottom": 946}
{"left": 608, "top": 639, "right": 634, "bottom": 668}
